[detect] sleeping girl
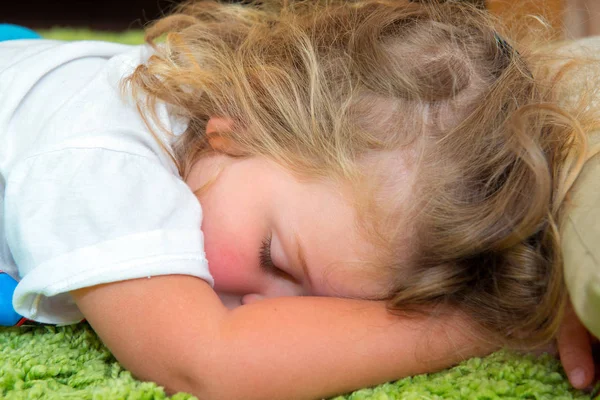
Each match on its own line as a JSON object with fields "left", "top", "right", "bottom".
{"left": 0, "top": 0, "right": 597, "bottom": 398}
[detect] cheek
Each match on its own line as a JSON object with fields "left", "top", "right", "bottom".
{"left": 202, "top": 223, "right": 260, "bottom": 293}
{"left": 205, "top": 240, "right": 241, "bottom": 285}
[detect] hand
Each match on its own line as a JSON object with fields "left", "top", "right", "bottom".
{"left": 557, "top": 301, "right": 598, "bottom": 390}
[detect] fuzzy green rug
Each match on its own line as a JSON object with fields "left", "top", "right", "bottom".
{"left": 0, "top": 28, "right": 590, "bottom": 400}
{"left": 40, "top": 28, "right": 145, "bottom": 45}
{"left": 0, "top": 323, "right": 592, "bottom": 399}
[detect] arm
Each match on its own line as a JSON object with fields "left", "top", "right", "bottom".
{"left": 73, "top": 275, "right": 493, "bottom": 400}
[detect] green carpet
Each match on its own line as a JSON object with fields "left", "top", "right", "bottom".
{"left": 0, "top": 29, "right": 592, "bottom": 400}
{"left": 39, "top": 28, "right": 145, "bottom": 45}
{"left": 0, "top": 323, "right": 592, "bottom": 399}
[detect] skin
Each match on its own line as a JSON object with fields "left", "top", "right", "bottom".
{"left": 187, "top": 152, "right": 386, "bottom": 307}
{"left": 71, "top": 116, "right": 595, "bottom": 397}
{"left": 70, "top": 118, "right": 493, "bottom": 399}
{"left": 73, "top": 278, "right": 487, "bottom": 399}
{"left": 558, "top": 303, "right": 599, "bottom": 390}
{"left": 189, "top": 116, "right": 392, "bottom": 306}
{"left": 193, "top": 132, "right": 600, "bottom": 391}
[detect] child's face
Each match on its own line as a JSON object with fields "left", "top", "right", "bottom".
{"left": 186, "top": 154, "right": 385, "bottom": 308}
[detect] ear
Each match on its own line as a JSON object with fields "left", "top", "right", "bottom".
{"left": 206, "top": 117, "right": 244, "bottom": 156}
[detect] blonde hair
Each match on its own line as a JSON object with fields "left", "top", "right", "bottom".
{"left": 126, "top": 0, "right": 600, "bottom": 347}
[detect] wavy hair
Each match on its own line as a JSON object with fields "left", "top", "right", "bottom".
{"left": 125, "top": 0, "right": 600, "bottom": 347}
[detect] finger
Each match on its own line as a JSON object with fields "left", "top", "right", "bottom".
{"left": 557, "top": 306, "right": 594, "bottom": 389}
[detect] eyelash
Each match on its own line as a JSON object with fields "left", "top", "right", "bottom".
{"left": 260, "top": 235, "right": 292, "bottom": 279}
{"left": 259, "top": 235, "right": 276, "bottom": 272}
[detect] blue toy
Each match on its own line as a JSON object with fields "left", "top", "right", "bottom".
{"left": 0, "top": 271, "right": 26, "bottom": 326}
{"left": 0, "top": 24, "right": 41, "bottom": 42}
{"left": 0, "top": 24, "right": 40, "bottom": 325}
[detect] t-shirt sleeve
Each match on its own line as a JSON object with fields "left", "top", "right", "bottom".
{"left": 5, "top": 147, "right": 213, "bottom": 324}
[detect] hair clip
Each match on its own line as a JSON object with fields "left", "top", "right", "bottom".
{"left": 494, "top": 32, "right": 514, "bottom": 58}
{"left": 493, "top": 32, "right": 533, "bottom": 78}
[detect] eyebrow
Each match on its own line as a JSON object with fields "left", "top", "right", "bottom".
{"left": 295, "top": 234, "right": 314, "bottom": 290}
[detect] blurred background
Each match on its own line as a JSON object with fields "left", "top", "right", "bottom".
{"left": 0, "top": 0, "right": 596, "bottom": 39}
{"left": 2, "top": 0, "right": 177, "bottom": 31}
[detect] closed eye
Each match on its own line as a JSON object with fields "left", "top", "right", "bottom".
{"left": 259, "top": 234, "right": 295, "bottom": 281}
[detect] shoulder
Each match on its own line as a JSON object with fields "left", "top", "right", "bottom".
{"left": 0, "top": 39, "right": 140, "bottom": 73}
{"left": 0, "top": 40, "right": 179, "bottom": 175}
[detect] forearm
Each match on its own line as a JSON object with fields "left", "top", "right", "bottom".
{"left": 211, "top": 298, "right": 489, "bottom": 399}
{"left": 73, "top": 276, "right": 493, "bottom": 400}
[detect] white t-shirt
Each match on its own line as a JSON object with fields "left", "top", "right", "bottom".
{"left": 0, "top": 39, "right": 213, "bottom": 324}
